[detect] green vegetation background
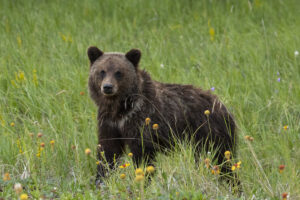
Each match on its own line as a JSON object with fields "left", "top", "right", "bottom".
{"left": 0, "top": 0, "right": 299, "bottom": 199}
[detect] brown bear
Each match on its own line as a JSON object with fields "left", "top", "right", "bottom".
{"left": 87, "top": 47, "right": 237, "bottom": 183}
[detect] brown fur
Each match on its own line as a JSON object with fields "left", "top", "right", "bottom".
{"left": 87, "top": 47, "right": 237, "bottom": 182}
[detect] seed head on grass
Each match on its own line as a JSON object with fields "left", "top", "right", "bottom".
{"left": 14, "top": 183, "right": 23, "bottom": 194}
{"left": 119, "top": 163, "right": 130, "bottom": 169}
{"left": 146, "top": 166, "right": 155, "bottom": 174}
{"left": 20, "top": 193, "right": 28, "bottom": 200}
{"left": 120, "top": 173, "right": 126, "bottom": 179}
{"left": 152, "top": 123, "right": 159, "bottom": 130}
{"left": 37, "top": 132, "right": 43, "bottom": 138}
{"left": 279, "top": 165, "right": 285, "bottom": 173}
{"left": 85, "top": 148, "right": 91, "bottom": 155}
{"left": 80, "top": 91, "right": 85, "bottom": 96}
{"left": 40, "top": 142, "right": 45, "bottom": 148}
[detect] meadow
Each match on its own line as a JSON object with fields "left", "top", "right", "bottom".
{"left": 0, "top": 0, "right": 299, "bottom": 199}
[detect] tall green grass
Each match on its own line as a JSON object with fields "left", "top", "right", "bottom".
{"left": 0, "top": 0, "right": 299, "bottom": 199}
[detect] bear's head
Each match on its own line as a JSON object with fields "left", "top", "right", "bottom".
{"left": 87, "top": 46, "right": 141, "bottom": 106}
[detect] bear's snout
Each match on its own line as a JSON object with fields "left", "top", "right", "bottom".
{"left": 102, "top": 83, "right": 114, "bottom": 95}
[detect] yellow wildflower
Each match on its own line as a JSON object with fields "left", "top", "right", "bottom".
{"left": 16, "top": 71, "right": 25, "bottom": 82}
{"left": 17, "top": 36, "right": 22, "bottom": 47}
{"left": 96, "top": 161, "right": 100, "bottom": 165}
{"left": 11, "top": 80, "right": 17, "bottom": 87}
{"left": 254, "top": 0, "right": 262, "bottom": 8}
{"left": 231, "top": 165, "right": 236, "bottom": 171}
{"left": 232, "top": 161, "right": 242, "bottom": 171}
{"left": 119, "top": 163, "right": 130, "bottom": 169}
{"left": 152, "top": 123, "right": 159, "bottom": 130}
{"left": 145, "top": 117, "right": 151, "bottom": 125}
{"left": 135, "top": 175, "right": 144, "bottom": 182}
{"left": 224, "top": 151, "right": 231, "bottom": 160}
{"left": 37, "top": 132, "right": 43, "bottom": 138}
{"left": 16, "top": 139, "right": 23, "bottom": 154}
{"left": 33, "top": 69, "right": 38, "bottom": 86}
{"left": 146, "top": 166, "right": 155, "bottom": 174}
{"left": 60, "top": 33, "right": 73, "bottom": 43}
{"left": 50, "top": 140, "right": 55, "bottom": 145}
{"left": 20, "top": 193, "right": 28, "bottom": 200}
{"left": 85, "top": 148, "right": 91, "bottom": 155}
{"left": 36, "top": 147, "right": 43, "bottom": 158}
{"left": 283, "top": 125, "right": 288, "bottom": 130}
{"left": 204, "top": 158, "right": 210, "bottom": 168}
{"left": 204, "top": 110, "right": 210, "bottom": 116}
{"left": 209, "top": 27, "right": 215, "bottom": 41}
{"left": 0, "top": 115, "right": 5, "bottom": 127}
{"left": 3, "top": 172, "right": 10, "bottom": 181}
{"left": 282, "top": 192, "right": 288, "bottom": 200}
{"left": 211, "top": 166, "right": 220, "bottom": 175}
{"left": 10, "top": 122, "right": 15, "bottom": 127}
{"left": 135, "top": 168, "right": 144, "bottom": 176}
{"left": 128, "top": 152, "right": 133, "bottom": 157}
{"left": 244, "top": 135, "right": 254, "bottom": 141}
{"left": 120, "top": 173, "right": 126, "bottom": 179}
{"left": 40, "top": 142, "right": 45, "bottom": 148}
{"left": 279, "top": 165, "right": 285, "bottom": 173}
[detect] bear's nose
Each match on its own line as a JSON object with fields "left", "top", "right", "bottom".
{"left": 103, "top": 84, "right": 113, "bottom": 94}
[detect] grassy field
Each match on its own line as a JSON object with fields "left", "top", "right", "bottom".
{"left": 0, "top": 0, "right": 300, "bottom": 199}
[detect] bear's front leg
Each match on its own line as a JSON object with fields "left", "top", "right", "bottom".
{"left": 96, "top": 124, "right": 124, "bottom": 185}
{"left": 126, "top": 139, "right": 156, "bottom": 167}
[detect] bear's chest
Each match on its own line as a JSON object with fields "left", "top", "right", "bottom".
{"left": 105, "top": 98, "right": 145, "bottom": 131}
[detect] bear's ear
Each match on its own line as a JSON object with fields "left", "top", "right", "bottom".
{"left": 87, "top": 46, "right": 103, "bottom": 64}
{"left": 125, "top": 49, "right": 141, "bottom": 68}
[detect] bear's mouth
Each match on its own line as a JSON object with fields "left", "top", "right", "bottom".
{"left": 102, "top": 92, "right": 115, "bottom": 97}
{"left": 101, "top": 89, "right": 118, "bottom": 98}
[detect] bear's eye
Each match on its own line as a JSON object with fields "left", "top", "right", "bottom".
{"left": 99, "top": 70, "right": 106, "bottom": 79}
{"left": 115, "top": 71, "right": 122, "bottom": 80}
